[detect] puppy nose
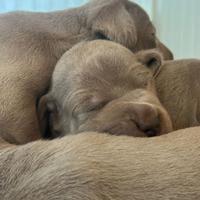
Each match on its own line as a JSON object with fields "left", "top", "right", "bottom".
{"left": 144, "top": 129, "right": 158, "bottom": 137}
{"left": 139, "top": 119, "right": 160, "bottom": 137}
{"left": 131, "top": 103, "right": 161, "bottom": 137}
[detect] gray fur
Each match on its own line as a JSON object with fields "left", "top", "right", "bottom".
{"left": 0, "top": 127, "right": 200, "bottom": 200}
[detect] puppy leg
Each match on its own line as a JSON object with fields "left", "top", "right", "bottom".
{"left": 0, "top": 93, "right": 41, "bottom": 144}
{"left": 0, "top": 137, "right": 14, "bottom": 150}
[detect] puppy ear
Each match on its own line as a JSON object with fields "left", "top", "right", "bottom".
{"left": 37, "top": 95, "right": 57, "bottom": 139}
{"left": 136, "top": 50, "right": 163, "bottom": 77}
{"left": 87, "top": 0, "right": 137, "bottom": 49}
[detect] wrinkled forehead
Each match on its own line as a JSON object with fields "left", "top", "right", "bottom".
{"left": 51, "top": 41, "right": 154, "bottom": 104}
{"left": 69, "top": 58, "right": 151, "bottom": 101}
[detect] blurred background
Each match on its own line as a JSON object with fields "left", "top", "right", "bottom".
{"left": 0, "top": 0, "right": 199, "bottom": 59}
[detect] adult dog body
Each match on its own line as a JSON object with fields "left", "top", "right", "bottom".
{"left": 0, "top": 127, "right": 200, "bottom": 200}
{"left": 0, "top": 0, "right": 172, "bottom": 144}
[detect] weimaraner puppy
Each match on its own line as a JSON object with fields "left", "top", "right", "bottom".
{"left": 0, "top": 0, "right": 173, "bottom": 145}
{"left": 156, "top": 59, "right": 200, "bottom": 130}
{"left": 1, "top": 127, "right": 200, "bottom": 200}
{"left": 38, "top": 40, "right": 172, "bottom": 138}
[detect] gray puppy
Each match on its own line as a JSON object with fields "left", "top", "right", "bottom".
{"left": 0, "top": 0, "right": 173, "bottom": 144}
{"left": 38, "top": 40, "right": 172, "bottom": 138}
{"left": 156, "top": 59, "right": 200, "bottom": 130}
{"left": 1, "top": 127, "right": 200, "bottom": 200}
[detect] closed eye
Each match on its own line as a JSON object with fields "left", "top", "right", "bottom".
{"left": 86, "top": 100, "right": 108, "bottom": 112}
{"left": 71, "top": 100, "right": 108, "bottom": 117}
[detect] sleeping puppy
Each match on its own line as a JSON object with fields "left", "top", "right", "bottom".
{"left": 38, "top": 40, "right": 172, "bottom": 138}
{"left": 1, "top": 127, "right": 200, "bottom": 200}
{"left": 0, "top": 0, "right": 173, "bottom": 144}
{"left": 156, "top": 59, "right": 200, "bottom": 130}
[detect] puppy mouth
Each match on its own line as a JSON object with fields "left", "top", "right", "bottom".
{"left": 79, "top": 121, "right": 149, "bottom": 137}
{"left": 106, "top": 122, "right": 160, "bottom": 137}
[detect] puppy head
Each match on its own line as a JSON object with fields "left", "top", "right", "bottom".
{"left": 38, "top": 40, "right": 172, "bottom": 138}
{"left": 78, "top": 0, "right": 172, "bottom": 57}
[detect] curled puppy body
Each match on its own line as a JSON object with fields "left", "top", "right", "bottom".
{"left": 0, "top": 0, "right": 173, "bottom": 145}
{"left": 1, "top": 127, "right": 200, "bottom": 200}
{"left": 38, "top": 40, "right": 172, "bottom": 138}
{"left": 156, "top": 59, "right": 200, "bottom": 130}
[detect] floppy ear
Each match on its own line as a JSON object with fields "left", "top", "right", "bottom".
{"left": 37, "top": 95, "right": 57, "bottom": 139}
{"left": 87, "top": 0, "right": 137, "bottom": 48}
{"left": 136, "top": 50, "right": 163, "bottom": 77}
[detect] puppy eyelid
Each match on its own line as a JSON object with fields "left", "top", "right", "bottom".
{"left": 72, "top": 100, "right": 108, "bottom": 117}
{"left": 86, "top": 101, "right": 108, "bottom": 112}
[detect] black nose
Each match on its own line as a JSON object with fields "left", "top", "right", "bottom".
{"left": 144, "top": 129, "right": 158, "bottom": 137}
{"left": 138, "top": 117, "right": 160, "bottom": 137}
